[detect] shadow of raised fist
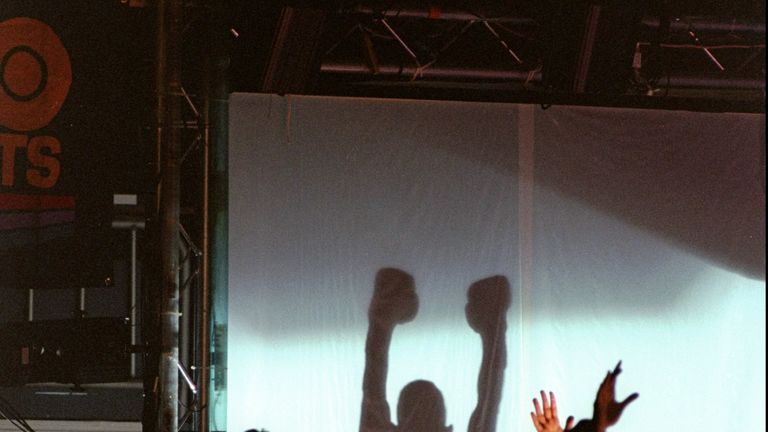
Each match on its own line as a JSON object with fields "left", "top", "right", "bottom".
{"left": 465, "top": 275, "right": 511, "bottom": 336}
{"left": 369, "top": 268, "right": 419, "bottom": 328}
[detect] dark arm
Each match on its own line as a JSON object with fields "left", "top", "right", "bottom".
{"left": 570, "top": 362, "right": 639, "bottom": 432}
{"left": 359, "top": 268, "right": 418, "bottom": 432}
{"left": 592, "top": 362, "right": 639, "bottom": 432}
{"left": 466, "top": 276, "right": 510, "bottom": 432}
{"left": 570, "top": 419, "right": 597, "bottom": 432}
{"left": 360, "top": 321, "right": 396, "bottom": 431}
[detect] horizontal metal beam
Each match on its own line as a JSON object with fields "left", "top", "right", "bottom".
{"left": 347, "top": 6, "right": 764, "bottom": 35}
{"left": 321, "top": 62, "right": 540, "bottom": 81}
{"left": 348, "top": 6, "right": 536, "bottom": 24}
{"left": 665, "top": 75, "right": 765, "bottom": 89}
{"left": 641, "top": 17, "right": 765, "bottom": 33}
{"left": 321, "top": 63, "right": 764, "bottom": 90}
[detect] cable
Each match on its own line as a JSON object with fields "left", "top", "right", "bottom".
{"left": 0, "top": 395, "right": 35, "bottom": 432}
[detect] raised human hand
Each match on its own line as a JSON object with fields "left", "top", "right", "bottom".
{"left": 531, "top": 390, "right": 575, "bottom": 432}
{"left": 368, "top": 268, "right": 418, "bottom": 328}
{"left": 593, "top": 361, "right": 639, "bottom": 432}
{"left": 465, "top": 275, "right": 510, "bottom": 337}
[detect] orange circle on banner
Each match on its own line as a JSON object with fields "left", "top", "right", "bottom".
{"left": 4, "top": 48, "right": 45, "bottom": 98}
{"left": 0, "top": 17, "right": 72, "bottom": 132}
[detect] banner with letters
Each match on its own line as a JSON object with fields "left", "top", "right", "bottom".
{"left": 1, "top": 3, "right": 149, "bottom": 297}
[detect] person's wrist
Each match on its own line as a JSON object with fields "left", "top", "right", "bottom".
{"left": 479, "top": 319, "right": 507, "bottom": 340}
{"left": 568, "top": 419, "right": 596, "bottom": 432}
{"left": 593, "top": 418, "right": 607, "bottom": 432}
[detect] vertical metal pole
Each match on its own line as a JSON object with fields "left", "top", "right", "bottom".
{"left": 155, "top": 0, "right": 166, "bottom": 215}
{"left": 145, "top": 1, "right": 167, "bottom": 431}
{"left": 573, "top": 4, "right": 601, "bottom": 93}
{"left": 198, "top": 15, "right": 213, "bottom": 432}
{"left": 517, "top": 104, "right": 535, "bottom": 432}
{"left": 130, "top": 227, "right": 138, "bottom": 377}
{"left": 157, "top": 0, "right": 181, "bottom": 430}
{"left": 207, "top": 8, "right": 229, "bottom": 429}
{"left": 79, "top": 288, "right": 86, "bottom": 315}
{"left": 179, "top": 244, "right": 191, "bottom": 416}
{"left": 28, "top": 289, "right": 34, "bottom": 321}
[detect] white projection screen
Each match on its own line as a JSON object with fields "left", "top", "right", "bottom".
{"left": 228, "top": 93, "right": 765, "bottom": 432}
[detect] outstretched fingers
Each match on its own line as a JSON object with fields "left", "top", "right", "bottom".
{"left": 600, "top": 371, "right": 610, "bottom": 390}
{"left": 533, "top": 395, "right": 543, "bottom": 417}
{"left": 541, "top": 390, "right": 551, "bottom": 417}
{"left": 620, "top": 392, "right": 640, "bottom": 409}
{"left": 549, "top": 391, "right": 559, "bottom": 417}
{"left": 603, "top": 370, "right": 616, "bottom": 399}
{"left": 531, "top": 396, "right": 546, "bottom": 432}
{"left": 564, "top": 415, "right": 575, "bottom": 431}
{"left": 530, "top": 411, "right": 548, "bottom": 432}
{"left": 612, "top": 361, "right": 623, "bottom": 375}
{"left": 597, "top": 372, "right": 611, "bottom": 402}
{"left": 532, "top": 391, "right": 567, "bottom": 432}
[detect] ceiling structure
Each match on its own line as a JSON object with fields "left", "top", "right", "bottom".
{"left": 226, "top": 1, "right": 765, "bottom": 112}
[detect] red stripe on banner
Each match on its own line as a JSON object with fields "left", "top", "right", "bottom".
{"left": 0, "top": 193, "right": 75, "bottom": 210}
{"left": 0, "top": 210, "right": 76, "bottom": 231}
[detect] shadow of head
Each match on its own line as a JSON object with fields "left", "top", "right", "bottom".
{"left": 396, "top": 380, "right": 452, "bottom": 432}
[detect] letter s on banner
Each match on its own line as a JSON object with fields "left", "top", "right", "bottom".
{"left": 26, "top": 135, "right": 61, "bottom": 188}
{"left": 0, "top": 17, "right": 72, "bottom": 132}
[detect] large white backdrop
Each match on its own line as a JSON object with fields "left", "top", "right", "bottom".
{"left": 228, "top": 93, "right": 765, "bottom": 432}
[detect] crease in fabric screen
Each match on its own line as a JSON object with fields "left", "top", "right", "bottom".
{"left": 228, "top": 94, "right": 765, "bottom": 432}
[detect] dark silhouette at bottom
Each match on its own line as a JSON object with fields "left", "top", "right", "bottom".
{"left": 396, "top": 380, "right": 447, "bottom": 432}
{"left": 530, "top": 361, "right": 639, "bottom": 432}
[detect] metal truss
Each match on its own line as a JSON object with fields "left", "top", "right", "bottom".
{"left": 318, "top": 6, "right": 764, "bottom": 98}
{"left": 322, "top": 7, "right": 540, "bottom": 83}
{"left": 151, "top": 0, "right": 227, "bottom": 431}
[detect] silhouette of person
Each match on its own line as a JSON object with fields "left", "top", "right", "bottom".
{"left": 360, "top": 268, "right": 510, "bottom": 432}
{"left": 530, "top": 361, "right": 639, "bottom": 432}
